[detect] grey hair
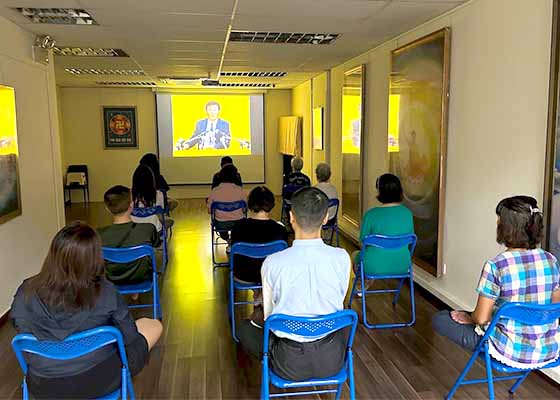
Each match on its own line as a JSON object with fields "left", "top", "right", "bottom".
{"left": 291, "top": 156, "right": 304, "bottom": 172}
{"left": 315, "top": 163, "right": 331, "bottom": 182}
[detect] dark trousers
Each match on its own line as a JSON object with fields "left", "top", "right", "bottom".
{"left": 238, "top": 319, "right": 347, "bottom": 381}
{"left": 432, "top": 310, "right": 481, "bottom": 352}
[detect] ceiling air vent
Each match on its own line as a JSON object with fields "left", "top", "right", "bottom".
{"left": 229, "top": 31, "right": 339, "bottom": 45}
{"left": 54, "top": 47, "right": 129, "bottom": 57}
{"left": 220, "top": 71, "right": 287, "bottom": 78}
{"left": 96, "top": 81, "right": 156, "bottom": 87}
{"left": 66, "top": 68, "right": 145, "bottom": 76}
{"left": 15, "top": 8, "right": 97, "bottom": 25}
{"left": 218, "top": 83, "right": 276, "bottom": 88}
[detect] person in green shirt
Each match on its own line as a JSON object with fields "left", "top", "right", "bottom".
{"left": 98, "top": 185, "right": 161, "bottom": 286}
{"left": 354, "top": 174, "right": 414, "bottom": 291}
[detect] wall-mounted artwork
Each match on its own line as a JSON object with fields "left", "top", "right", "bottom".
{"left": 387, "top": 28, "right": 451, "bottom": 277}
{"left": 103, "top": 106, "right": 138, "bottom": 148}
{"left": 312, "top": 107, "right": 324, "bottom": 150}
{"left": 0, "top": 85, "right": 22, "bottom": 225}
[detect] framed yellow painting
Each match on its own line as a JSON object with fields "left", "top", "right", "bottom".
{"left": 0, "top": 85, "right": 22, "bottom": 225}
{"left": 388, "top": 28, "right": 451, "bottom": 277}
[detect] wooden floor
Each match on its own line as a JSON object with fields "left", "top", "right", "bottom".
{"left": 0, "top": 198, "right": 559, "bottom": 399}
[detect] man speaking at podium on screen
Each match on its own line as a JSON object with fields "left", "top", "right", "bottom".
{"left": 183, "top": 101, "right": 231, "bottom": 150}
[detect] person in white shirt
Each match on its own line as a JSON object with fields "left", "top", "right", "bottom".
{"left": 237, "top": 187, "right": 351, "bottom": 381}
{"left": 314, "top": 162, "right": 338, "bottom": 221}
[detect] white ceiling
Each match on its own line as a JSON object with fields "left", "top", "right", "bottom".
{"left": 0, "top": 0, "right": 466, "bottom": 89}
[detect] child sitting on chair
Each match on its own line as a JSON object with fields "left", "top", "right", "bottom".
{"left": 433, "top": 196, "right": 560, "bottom": 368}
{"left": 98, "top": 185, "right": 160, "bottom": 285}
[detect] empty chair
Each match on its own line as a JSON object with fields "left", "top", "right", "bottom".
{"left": 228, "top": 240, "right": 288, "bottom": 342}
{"left": 103, "top": 245, "right": 162, "bottom": 320}
{"left": 64, "top": 164, "right": 89, "bottom": 204}
{"left": 12, "top": 326, "right": 135, "bottom": 400}
{"left": 347, "top": 234, "right": 417, "bottom": 328}
{"left": 261, "top": 310, "right": 358, "bottom": 400}
{"left": 445, "top": 302, "right": 560, "bottom": 400}
{"left": 210, "top": 200, "right": 247, "bottom": 267}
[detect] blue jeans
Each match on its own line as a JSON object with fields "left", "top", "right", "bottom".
{"left": 432, "top": 310, "right": 481, "bottom": 352}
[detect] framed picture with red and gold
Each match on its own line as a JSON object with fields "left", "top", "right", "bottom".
{"left": 102, "top": 106, "right": 138, "bottom": 148}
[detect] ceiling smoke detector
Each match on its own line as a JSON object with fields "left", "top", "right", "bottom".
{"left": 15, "top": 8, "right": 97, "bottom": 25}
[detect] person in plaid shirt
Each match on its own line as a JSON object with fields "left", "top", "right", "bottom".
{"left": 433, "top": 196, "right": 560, "bottom": 367}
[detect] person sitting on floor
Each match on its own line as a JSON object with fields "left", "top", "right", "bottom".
{"left": 433, "top": 196, "right": 560, "bottom": 368}
{"left": 354, "top": 173, "right": 414, "bottom": 292}
{"left": 98, "top": 185, "right": 161, "bottom": 285}
{"left": 207, "top": 164, "right": 246, "bottom": 240}
{"left": 212, "top": 156, "right": 243, "bottom": 189}
{"left": 314, "top": 162, "right": 338, "bottom": 221}
{"left": 10, "top": 221, "right": 162, "bottom": 399}
{"left": 286, "top": 156, "right": 311, "bottom": 188}
{"left": 237, "top": 187, "right": 351, "bottom": 381}
{"left": 139, "top": 152, "right": 178, "bottom": 212}
{"left": 131, "top": 164, "right": 174, "bottom": 233}
{"left": 230, "top": 186, "right": 288, "bottom": 325}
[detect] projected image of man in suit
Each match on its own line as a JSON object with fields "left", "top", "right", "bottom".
{"left": 186, "top": 101, "right": 231, "bottom": 150}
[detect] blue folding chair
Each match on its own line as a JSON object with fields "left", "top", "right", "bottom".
{"left": 131, "top": 205, "right": 170, "bottom": 271}
{"left": 229, "top": 240, "right": 288, "bottom": 342}
{"left": 103, "top": 245, "right": 162, "bottom": 320}
{"left": 347, "top": 234, "right": 417, "bottom": 329}
{"left": 446, "top": 302, "right": 560, "bottom": 400}
{"left": 261, "top": 310, "right": 358, "bottom": 400}
{"left": 11, "top": 326, "right": 135, "bottom": 400}
{"left": 281, "top": 184, "right": 306, "bottom": 225}
{"left": 322, "top": 198, "right": 340, "bottom": 246}
{"left": 210, "top": 200, "right": 247, "bottom": 268}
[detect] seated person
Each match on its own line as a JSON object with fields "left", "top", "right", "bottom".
{"left": 98, "top": 185, "right": 161, "bottom": 285}
{"left": 286, "top": 156, "right": 311, "bottom": 188}
{"left": 314, "top": 162, "right": 338, "bottom": 221}
{"left": 10, "top": 222, "right": 163, "bottom": 399}
{"left": 433, "top": 196, "right": 560, "bottom": 367}
{"left": 212, "top": 156, "right": 243, "bottom": 189}
{"left": 131, "top": 164, "right": 174, "bottom": 233}
{"left": 354, "top": 173, "right": 414, "bottom": 286}
{"left": 238, "top": 187, "right": 351, "bottom": 381}
{"left": 207, "top": 164, "right": 246, "bottom": 239}
{"left": 140, "top": 153, "right": 178, "bottom": 212}
{"left": 231, "top": 186, "right": 288, "bottom": 324}
{"left": 231, "top": 186, "right": 288, "bottom": 283}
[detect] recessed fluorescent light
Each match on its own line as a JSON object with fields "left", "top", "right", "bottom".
{"left": 96, "top": 81, "right": 156, "bottom": 87}
{"left": 218, "top": 83, "right": 276, "bottom": 88}
{"left": 15, "top": 8, "right": 97, "bottom": 25}
{"left": 54, "top": 47, "right": 129, "bottom": 57}
{"left": 220, "top": 71, "right": 287, "bottom": 78}
{"left": 65, "top": 68, "right": 145, "bottom": 76}
{"left": 229, "top": 31, "right": 339, "bottom": 45}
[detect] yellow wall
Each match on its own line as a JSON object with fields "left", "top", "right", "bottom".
{"left": 59, "top": 88, "right": 290, "bottom": 201}
{"left": 0, "top": 15, "right": 64, "bottom": 314}
{"left": 311, "top": 72, "right": 328, "bottom": 180}
{"left": 291, "top": 81, "right": 312, "bottom": 178}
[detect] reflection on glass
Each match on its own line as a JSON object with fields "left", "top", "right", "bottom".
{"left": 341, "top": 66, "right": 364, "bottom": 225}
{"left": 387, "top": 29, "right": 449, "bottom": 274}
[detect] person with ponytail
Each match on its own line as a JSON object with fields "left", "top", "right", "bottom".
{"left": 433, "top": 196, "right": 560, "bottom": 368}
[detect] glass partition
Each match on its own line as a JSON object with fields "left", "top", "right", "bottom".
{"left": 341, "top": 66, "right": 365, "bottom": 226}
